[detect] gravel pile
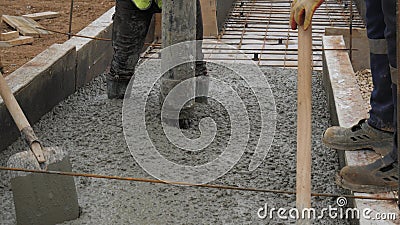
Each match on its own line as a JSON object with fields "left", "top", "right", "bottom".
{"left": 354, "top": 69, "right": 373, "bottom": 111}
{"left": 0, "top": 63, "right": 349, "bottom": 224}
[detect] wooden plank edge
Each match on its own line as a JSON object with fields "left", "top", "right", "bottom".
{"left": 1, "top": 15, "right": 51, "bottom": 37}
{"left": 22, "top": 11, "right": 60, "bottom": 20}
{"left": 0, "top": 31, "right": 19, "bottom": 41}
{"left": 0, "top": 36, "right": 34, "bottom": 48}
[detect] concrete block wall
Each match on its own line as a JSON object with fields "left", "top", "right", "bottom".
{"left": 324, "top": 27, "right": 369, "bottom": 72}
{"left": 0, "top": 7, "right": 115, "bottom": 152}
{"left": 64, "top": 7, "right": 114, "bottom": 88}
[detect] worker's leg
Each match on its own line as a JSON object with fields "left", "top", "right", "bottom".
{"left": 337, "top": 82, "right": 398, "bottom": 193}
{"left": 383, "top": 0, "right": 397, "bottom": 162}
{"left": 336, "top": 0, "right": 398, "bottom": 193}
{"left": 322, "top": 0, "right": 393, "bottom": 155}
{"left": 107, "top": 0, "right": 153, "bottom": 99}
{"left": 366, "top": 0, "right": 394, "bottom": 132}
{"left": 389, "top": 85, "right": 398, "bottom": 162}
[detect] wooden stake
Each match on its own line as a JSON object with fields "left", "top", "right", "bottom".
{"left": 296, "top": 24, "right": 313, "bottom": 225}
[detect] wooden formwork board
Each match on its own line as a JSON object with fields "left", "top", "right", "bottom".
{"left": 1, "top": 15, "right": 52, "bottom": 37}
{"left": 0, "top": 36, "right": 34, "bottom": 48}
{"left": 0, "top": 31, "right": 19, "bottom": 41}
{"left": 22, "top": 11, "right": 60, "bottom": 21}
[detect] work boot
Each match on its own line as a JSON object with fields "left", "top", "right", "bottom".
{"left": 322, "top": 119, "right": 393, "bottom": 155}
{"left": 106, "top": 74, "right": 131, "bottom": 99}
{"left": 336, "top": 155, "right": 398, "bottom": 193}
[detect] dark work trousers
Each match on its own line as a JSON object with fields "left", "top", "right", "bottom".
{"left": 109, "top": 0, "right": 207, "bottom": 80}
{"left": 365, "top": 0, "right": 396, "bottom": 132}
{"left": 365, "top": 0, "right": 397, "bottom": 161}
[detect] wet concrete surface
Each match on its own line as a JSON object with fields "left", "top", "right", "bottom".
{"left": 0, "top": 63, "right": 349, "bottom": 224}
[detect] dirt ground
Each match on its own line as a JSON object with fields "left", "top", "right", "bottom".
{"left": 0, "top": 0, "right": 115, "bottom": 76}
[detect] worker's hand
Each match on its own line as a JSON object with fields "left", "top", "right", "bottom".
{"left": 290, "top": 0, "right": 324, "bottom": 30}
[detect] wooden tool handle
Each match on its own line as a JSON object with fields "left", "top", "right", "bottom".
{"left": 0, "top": 72, "right": 31, "bottom": 131}
{"left": 0, "top": 72, "right": 46, "bottom": 163}
{"left": 296, "top": 25, "right": 313, "bottom": 225}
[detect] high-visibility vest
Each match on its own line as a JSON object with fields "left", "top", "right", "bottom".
{"left": 131, "top": 0, "right": 162, "bottom": 10}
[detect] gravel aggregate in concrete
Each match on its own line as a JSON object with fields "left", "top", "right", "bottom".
{"left": 354, "top": 69, "right": 373, "bottom": 111}
{"left": 0, "top": 63, "right": 350, "bottom": 224}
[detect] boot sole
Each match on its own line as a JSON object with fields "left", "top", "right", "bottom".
{"left": 323, "top": 139, "right": 393, "bottom": 155}
{"left": 335, "top": 173, "right": 397, "bottom": 193}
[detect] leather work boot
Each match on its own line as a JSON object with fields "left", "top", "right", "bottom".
{"left": 336, "top": 155, "right": 398, "bottom": 193}
{"left": 106, "top": 74, "right": 131, "bottom": 99}
{"left": 322, "top": 119, "right": 393, "bottom": 155}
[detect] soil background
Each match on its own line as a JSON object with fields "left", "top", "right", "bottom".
{"left": 0, "top": 0, "right": 115, "bottom": 76}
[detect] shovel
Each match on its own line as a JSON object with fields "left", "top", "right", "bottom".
{"left": 0, "top": 72, "right": 80, "bottom": 225}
